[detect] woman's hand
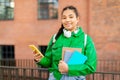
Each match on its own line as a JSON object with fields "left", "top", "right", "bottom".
{"left": 58, "top": 60, "right": 68, "bottom": 74}
{"left": 33, "top": 51, "right": 43, "bottom": 62}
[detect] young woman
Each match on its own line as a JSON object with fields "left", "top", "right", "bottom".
{"left": 34, "top": 5, "right": 97, "bottom": 80}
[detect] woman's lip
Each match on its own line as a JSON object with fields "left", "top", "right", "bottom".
{"left": 65, "top": 23, "right": 71, "bottom": 25}
{"left": 65, "top": 24, "right": 72, "bottom": 28}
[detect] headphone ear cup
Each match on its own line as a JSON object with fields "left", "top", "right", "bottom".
{"left": 63, "top": 29, "right": 71, "bottom": 38}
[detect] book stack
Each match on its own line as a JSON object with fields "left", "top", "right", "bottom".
{"left": 62, "top": 47, "right": 87, "bottom": 65}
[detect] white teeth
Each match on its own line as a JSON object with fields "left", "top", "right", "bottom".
{"left": 66, "top": 23, "right": 71, "bottom": 26}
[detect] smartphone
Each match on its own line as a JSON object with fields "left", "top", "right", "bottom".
{"left": 29, "top": 45, "right": 44, "bottom": 57}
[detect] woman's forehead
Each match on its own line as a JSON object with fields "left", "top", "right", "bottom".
{"left": 62, "top": 9, "right": 75, "bottom": 15}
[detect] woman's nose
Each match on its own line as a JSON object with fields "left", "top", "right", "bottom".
{"left": 66, "top": 18, "right": 70, "bottom": 21}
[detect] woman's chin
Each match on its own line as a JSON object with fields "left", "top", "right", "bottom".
{"left": 65, "top": 26, "right": 73, "bottom": 30}
{"left": 67, "top": 28, "right": 74, "bottom": 31}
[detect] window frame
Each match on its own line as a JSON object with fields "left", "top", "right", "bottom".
{"left": 0, "top": 45, "right": 15, "bottom": 66}
{"left": 0, "top": 45, "right": 15, "bottom": 59}
{"left": 38, "top": 0, "right": 58, "bottom": 20}
{"left": 0, "top": 0, "right": 14, "bottom": 20}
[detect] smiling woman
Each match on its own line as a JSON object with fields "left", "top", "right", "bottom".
{"left": 33, "top": 5, "right": 97, "bottom": 80}
{"left": 61, "top": 6, "right": 79, "bottom": 32}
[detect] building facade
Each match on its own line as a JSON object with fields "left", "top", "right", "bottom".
{"left": 0, "top": 0, "right": 120, "bottom": 60}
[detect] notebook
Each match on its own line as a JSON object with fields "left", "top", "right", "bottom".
{"left": 62, "top": 47, "right": 82, "bottom": 60}
{"left": 64, "top": 50, "right": 87, "bottom": 65}
{"left": 67, "top": 50, "right": 87, "bottom": 65}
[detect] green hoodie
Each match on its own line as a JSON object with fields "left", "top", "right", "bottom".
{"left": 37, "top": 27, "right": 97, "bottom": 80}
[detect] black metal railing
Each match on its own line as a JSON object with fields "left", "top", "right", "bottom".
{"left": 0, "top": 59, "right": 120, "bottom": 72}
{"left": 0, "top": 59, "right": 120, "bottom": 80}
{"left": 0, "top": 66, "right": 49, "bottom": 80}
{"left": 0, "top": 59, "right": 37, "bottom": 68}
{"left": 97, "top": 59, "right": 120, "bottom": 72}
{"left": 0, "top": 66, "right": 120, "bottom": 80}
{"left": 88, "top": 72, "right": 120, "bottom": 80}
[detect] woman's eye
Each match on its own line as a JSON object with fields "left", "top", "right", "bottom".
{"left": 70, "top": 17, "right": 73, "bottom": 18}
{"left": 69, "top": 16, "right": 73, "bottom": 18}
{"left": 62, "top": 17, "right": 66, "bottom": 19}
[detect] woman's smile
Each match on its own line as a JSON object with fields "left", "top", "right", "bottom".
{"left": 65, "top": 22, "right": 72, "bottom": 28}
{"left": 61, "top": 9, "right": 79, "bottom": 31}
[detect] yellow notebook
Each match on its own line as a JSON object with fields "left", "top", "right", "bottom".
{"left": 29, "top": 45, "right": 44, "bottom": 57}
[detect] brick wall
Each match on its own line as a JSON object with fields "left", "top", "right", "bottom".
{"left": 0, "top": 0, "right": 119, "bottom": 60}
{"left": 89, "top": 0, "right": 120, "bottom": 60}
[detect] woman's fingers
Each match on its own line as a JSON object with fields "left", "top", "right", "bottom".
{"left": 34, "top": 53, "right": 42, "bottom": 62}
{"left": 58, "top": 60, "right": 68, "bottom": 73}
{"left": 58, "top": 61, "right": 63, "bottom": 72}
{"left": 58, "top": 60, "right": 65, "bottom": 73}
{"left": 32, "top": 50, "right": 36, "bottom": 54}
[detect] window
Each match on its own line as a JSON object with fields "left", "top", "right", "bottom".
{"left": 0, "top": 45, "right": 15, "bottom": 66}
{"left": 39, "top": 45, "right": 47, "bottom": 56}
{"left": 38, "top": 0, "right": 58, "bottom": 19}
{"left": 0, "top": 0, "right": 14, "bottom": 20}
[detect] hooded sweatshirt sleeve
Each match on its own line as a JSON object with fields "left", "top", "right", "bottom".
{"left": 67, "top": 35, "right": 97, "bottom": 76}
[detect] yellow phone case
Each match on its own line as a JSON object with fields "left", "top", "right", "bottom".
{"left": 29, "top": 45, "right": 44, "bottom": 57}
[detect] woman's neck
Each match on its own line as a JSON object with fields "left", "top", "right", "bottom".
{"left": 68, "top": 26, "right": 78, "bottom": 32}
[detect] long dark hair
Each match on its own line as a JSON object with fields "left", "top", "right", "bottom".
{"left": 52, "top": 5, "right": 79, "bottom": 46}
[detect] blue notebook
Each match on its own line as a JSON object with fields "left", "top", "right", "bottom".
{"left": 64, "top": 50, "right": 87, "bottom": 65}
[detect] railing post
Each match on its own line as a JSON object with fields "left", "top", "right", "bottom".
{"left": 92, "top": 73, "right": 94, "bottom": 80}
{"left": 0, "top": 67, "right": 4, "bottom": 80}
{"left": 102, "top": 73, "right": 104, "bottom": 80}
{"left": 30, "top": 69, "right": 34, "bottom": 80}
{"left": 8, "top": 68, "right": 11, "bottom": 80}
{"left": 112, "top": 73, "right": 115, "bottom": 80}
{"left": 15, "top": 68, "right": 19, "bottom": 80}
{"left": 39, "top": 68, "right": 42, "bottom": 80}
{"left": 23, "top": 68, "right": 26, "bottom": 80}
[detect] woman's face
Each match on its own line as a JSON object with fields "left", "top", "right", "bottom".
{"left": 61, "top": 9, "right": 79, "bottom": 31}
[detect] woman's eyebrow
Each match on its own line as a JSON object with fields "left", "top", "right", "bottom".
{"left": 68, "top": 14, "right": 74, "bottom": 16}
{"left": 62, "top": 15, "right": 66, "bottom": 18}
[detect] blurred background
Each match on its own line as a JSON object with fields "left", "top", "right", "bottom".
{"left": 0, "top": 0, "right": 120, "bottom": 80}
